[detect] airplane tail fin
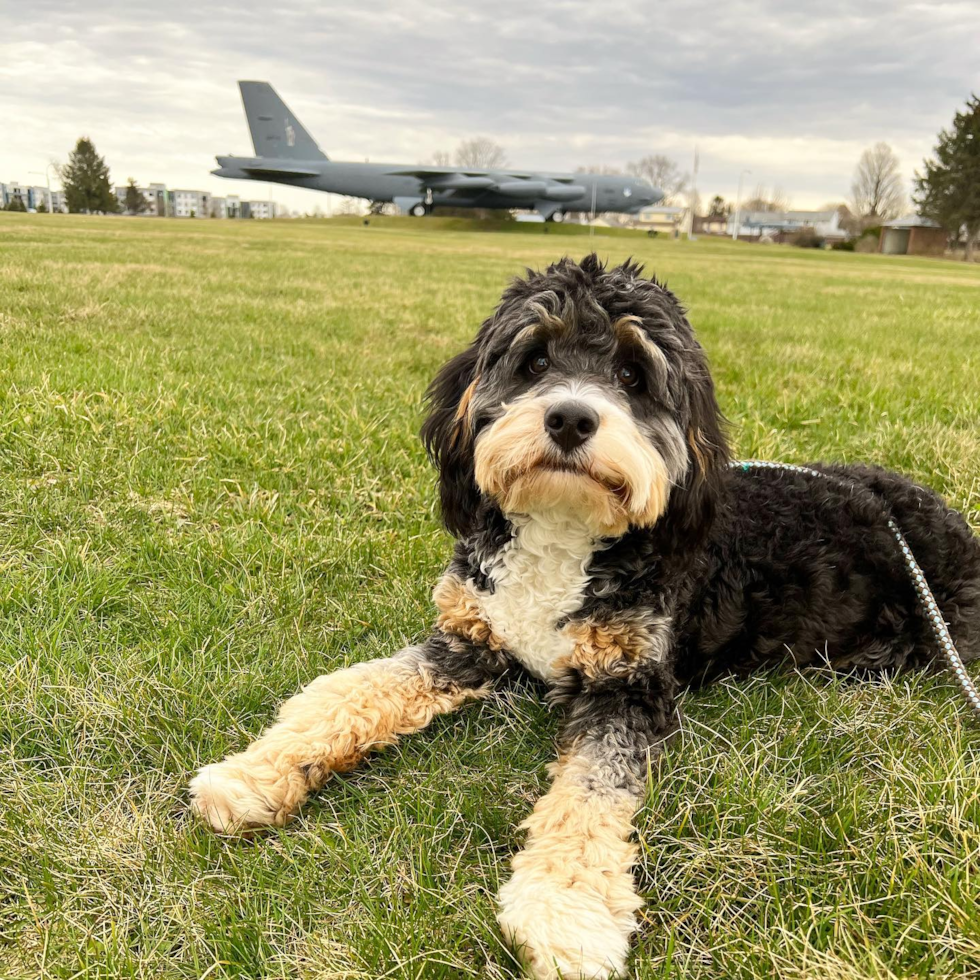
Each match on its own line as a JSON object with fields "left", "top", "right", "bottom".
{"left": 238, "top": 81, "right": 327, "bottom": 161}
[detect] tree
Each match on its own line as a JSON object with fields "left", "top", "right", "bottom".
{"left": 707, "top": 194, "right": 731, "bottom": 218}
{"left": 851, "top": 142, "right": 905, "bottom": 222}
{"left": 428, "top": 150, "right": 453, "bottom": 167}
{"left": 915, "top": 94, "right": 980, "bottom": 261}
{"left": 741, "top": 185, "right": 790, "bottom": 212}
{"left": 123, "top": 178, "right": 149, "bottom": 215}
{"left": 59, "top": 137, "right": 119, "bottom": 213}
{"left": 4, "top": 196, "right": 27, "bottom": 212}
{"left": 625, "top": 155, "right": 688, "bottom": 204}
{"left": 334, "top": 196, "right": 363, "bottom": 215}
{"left": 575, "top": 164, "right": 623, "bottom": 175}
{"left": 455, "top": 137, "right": 507, "bottom": 169}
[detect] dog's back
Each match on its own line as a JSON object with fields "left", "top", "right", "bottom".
{"left": 675, "top": 463, "right": 980, "bottom": 683}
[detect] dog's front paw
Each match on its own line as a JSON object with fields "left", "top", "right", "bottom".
{"left": 497, "top": 872, "right": 634, "bottom": 979}
{"left": 188, "top": 757, "right": 302, "bottom": 834}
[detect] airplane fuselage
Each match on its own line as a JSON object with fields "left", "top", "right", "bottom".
{"left": 213, "top": 156, "right": 657, "bottom": 215}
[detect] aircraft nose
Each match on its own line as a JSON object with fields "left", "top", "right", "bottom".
{"left": 545, "top": 400, "right": 599, "bottom": 453}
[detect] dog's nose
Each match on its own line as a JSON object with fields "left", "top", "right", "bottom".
{"left": 544, "top": 401, "right": 599, "bottom": 453}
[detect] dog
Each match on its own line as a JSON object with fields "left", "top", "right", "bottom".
{"left": 189, "top": 255, "right": 980, "bottom": 979}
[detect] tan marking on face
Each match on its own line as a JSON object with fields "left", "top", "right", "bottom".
{"left": 613, "top": 315, "right": 668, "bottom": 370}
{"left": 473, "top": 390, "right": 671, "bottom": 537}
{"left": 557, "top": 612, "right": 670, "bottom": 680}
{"left": 433, "top": 573, "right": 505, "bottom": 650}
{"left": 525, "top": 301, "right": 570, "bottom": 335}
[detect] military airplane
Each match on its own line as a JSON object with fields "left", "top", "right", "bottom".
{"left": 213, "top": 81, "right": 663, "bottom": 221}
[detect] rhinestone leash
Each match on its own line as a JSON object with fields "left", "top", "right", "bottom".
{"left": 733, "top": 460, "right": 980, "bottom": 719}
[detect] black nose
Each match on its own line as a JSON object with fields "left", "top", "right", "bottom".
{"left": 545, "top": 400, "right": 600, "bottom": 453}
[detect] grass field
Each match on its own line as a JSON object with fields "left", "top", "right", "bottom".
{"left": 1, "top": 211, "right": 979, "bottom": 980}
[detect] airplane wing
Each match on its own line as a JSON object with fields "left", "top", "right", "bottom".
{"left": 239, "top": 164, "right": 322, "bottom": 178}
{"left": 385, "top": 168, "right": 535, "bottom": 180}
{"left": 384, "top": 169, "right": 585, "bottom": 201}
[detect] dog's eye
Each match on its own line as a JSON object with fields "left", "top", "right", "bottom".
{"left": 526, "top": 352, "right": 550, "bottom": 376}
{"left": 617, "top": 363, "right": 641, "bottom": 388}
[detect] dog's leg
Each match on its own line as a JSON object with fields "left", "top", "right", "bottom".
{"left": 189, "top": 636, "right": 502, "bottom": 833}
{"left": 498, "top": 680, "right": 677, "bottom": 980}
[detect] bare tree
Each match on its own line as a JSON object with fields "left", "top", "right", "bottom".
{"left": 455, "top": 137, "right": 507, "bottom": 169}
{"left": 625, "top": 155, "right": 688, "bottom": 204}
{"left": 741, "top": 184, "right": 790, "bottom": 212}
{"left": 575, "top": 164, "right": 623, "bottom": 175}
{"left": 851, "top": 142, "right": 905, "bottom": 221}
{"left": 428, "top": 150, "right": 452, "bottom": 167}
{"left": 334, "top": 196, "right": 364, "bottom": 215}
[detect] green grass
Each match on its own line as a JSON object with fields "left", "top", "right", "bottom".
{"left": 1, "top": 212, "right": 979, "bottom": 980}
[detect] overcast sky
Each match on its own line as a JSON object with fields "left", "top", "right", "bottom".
{"left": 3, "top": 0, "right": 978, "bottom": 213}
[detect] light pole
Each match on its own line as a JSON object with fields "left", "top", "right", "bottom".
{"left": 732, "top": 168, "right": 751, "bottom": 241}
{"left": 686, "top": 144, "right": 700, "bottom": 240}
{"left": 28, "top": 163, "right": 58, "bottom": 213}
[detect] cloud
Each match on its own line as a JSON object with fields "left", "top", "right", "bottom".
{"left": 2, "top": 0, "right": 978, "bottom": 210}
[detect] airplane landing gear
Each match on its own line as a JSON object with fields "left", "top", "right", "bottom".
{"left": 547, "top": 210, "right": 565, "bottom": 223}
{"left": 409, "top": 203, "right": 429, "bottom": 217}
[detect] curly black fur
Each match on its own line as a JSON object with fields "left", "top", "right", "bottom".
{"left": 420, "top": 255, "right": 980, "bottom": 767}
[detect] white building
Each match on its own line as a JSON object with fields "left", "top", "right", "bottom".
{"left": 2, "top": 181, "right": 27, "bottom": 208}
{"left": 630, "top": 204, "right": 687, "bottom": 234}
{"left": 144, "top": 183, "right": 167, "bottom": 216}
{"left": 727, "top": 208, "right": 848, "bottom": 242}
{"left": 244, "top": 200, "right": 281, "bottom": 219}
{"left": 3, "top": 178, "right": 291, "bottom": 219}
{"left": 114, "top": 184, "right": 163, "bottom": 215}
{"left": 171, "top": 189, "right": 211, "bottom": 218}
{"left": 2, "top": 181, "right": 67, "bottom": 212}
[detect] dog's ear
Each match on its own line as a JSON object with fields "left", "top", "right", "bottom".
{"left": 664, "top": 353, "right": 730, "bottom": 547}
{"left": 421, "top": 343, "right": 482, "bottom": 537}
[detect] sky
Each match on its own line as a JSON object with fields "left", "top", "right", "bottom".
{"left": 3, "top": 0, "right": 979, "bottom": 214}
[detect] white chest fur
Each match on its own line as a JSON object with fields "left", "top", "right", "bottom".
{"left": 478, "top": 515, "right": 596, "bottom": 682}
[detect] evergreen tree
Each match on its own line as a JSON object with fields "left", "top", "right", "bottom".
{"left": 4, "top": 196, "right": 27, "bottom": 212}
{"left": 123, "top": 178, "right": 149, "bottom": 215}
{"left": 60, "top": 137, "right": 119, "bottom": 213}
{"left": 915, "top": 95, "right": 980, "bottom": 260}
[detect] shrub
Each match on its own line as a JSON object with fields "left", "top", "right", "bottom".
{"left": 789, "top": 229, "right": 825, "bottom": 248}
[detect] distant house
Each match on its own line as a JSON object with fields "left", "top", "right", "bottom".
{"left": 878, "top": 215, "right": 945, "bottom": 256}
{"left": 727, "top": 208, "right": 849, "bottom": 243}
{"left": 693, "top": 212, "right": 729, "bottom": 235}
{"left": 630, "top": 204, "right": 686, "bottom": 234}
